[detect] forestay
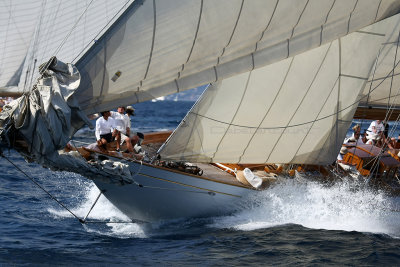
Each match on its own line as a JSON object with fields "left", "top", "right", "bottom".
{"left": 159, "top": 15, "right": 400, "bottom": 164}
{"left": 74, "top": 0, "right": 400, "bottom": 115}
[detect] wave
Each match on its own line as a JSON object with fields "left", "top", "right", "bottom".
{"left": 45, "top": 170, "right": 400, "bottom": 239}
{"left": 47, "top": 175, "right": 146, "bottom": 238}
{"left": 211, "top": 173, "right": 400, "bottom": 237}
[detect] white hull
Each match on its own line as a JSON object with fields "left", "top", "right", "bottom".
{"left": 93, "top": 161, "right": 252, "bottom": 222}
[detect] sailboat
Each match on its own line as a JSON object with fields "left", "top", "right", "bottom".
{"left": 1, "top": 0, "right": 400, "bottom": 222}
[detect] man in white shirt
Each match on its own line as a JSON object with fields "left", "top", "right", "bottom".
{"left": 110, "top": 106, "right": 135, "bottom": 152}
{"left": 366, "top": 119, "right": 385, "bottom": 145}
{"left": 367, "top": 120, "right": 385, "bottom": 133}
{"left": 95, "top": 111, "right": 121, "bottom": 152}
{"left": 344, "top": 130, "right": 364, "bottom": 145}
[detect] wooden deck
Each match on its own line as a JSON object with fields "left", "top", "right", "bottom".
{"left": 79, "top": 131, "right": 250, "bottom": 188}
{"left": 196, "top": 163, "right": 247, "bottom": 187}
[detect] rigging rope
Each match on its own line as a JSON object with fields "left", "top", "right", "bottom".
{"left": 52, "top": 0, "right": 96, "bottom": 57}
{"left": 71, "top": 0, "right": 132, "bottom": 63}
{"left": 0, "top": 152, "right": 81, "bottom": 222}
{"left": 188, "top": 55, "right": 400, "bottom": 131}
{"left": 365, "top": 32, "right": 400, "bottom": 184}
{"left": 0, "top": 150, "right": 149, "bottom": 225}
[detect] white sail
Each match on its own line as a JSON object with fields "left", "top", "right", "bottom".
{"left": 159, "top": 15, "right": 400, "bottom": 164}
{"left": 359, "top": 26, "right": 400, "bottom": 109}
{"left": 0, "top": 0, "right": 132, "bottom": 95}
{"left": 2, "top": 1, "right": 400, "bottom": 165}
{"left": 0, "top": 1, "right": 42, "bottom": 94}
{"left": 74, "top": 0, "right": 400, "bottom": 115}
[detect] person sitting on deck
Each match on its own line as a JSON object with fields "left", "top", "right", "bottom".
{"left": 337, "top": 146, "right": 348, "bottom": 164}
{"left": 110, "top": 106, "right": 142, "bottom": 153}
{"left": 95, "top": 111, "right": 121, "bottom": 152}
{"left": 393, "top": 134, "right": 400, "bottom": 149}
{"left": 366, "top": 120, "right": 385, "bottom": 145}
{"left": 361, "top": 130, "right": 368, "bottom": 144}
{"left": 344, "top": 125, "right": 364, "bottom": 145}
{"left": 111, "top": 106, "right": 134, "bottom": 153}
{"left": 126, "top": 106, "right": 145, "bottom": 153}
{"left": 336, "top": 145, "right": 357, "bottom": 167}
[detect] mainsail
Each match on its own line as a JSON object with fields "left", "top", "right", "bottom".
{"left": 2, "top": 0, "right": 400, "bottom": 167}
{"left": 159, "top": 15, "right": 400, "bottom": 164}
{"left": 73, "top": 0, "right": 400, "bottom": 115}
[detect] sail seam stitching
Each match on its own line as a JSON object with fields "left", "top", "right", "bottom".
{"left": 365, "top": 92, "right": 400, "bottom": 104}
{"left": 334, "top": 38, "right": 342, "bottom": 162}
{"left": 54, "top": 0, "right": 95, "bottom": 56}
{"left": 214, "top": 66, "right": 218, "bottom": 82}
{"left": 290, "top": 0, "right": 310, "bottom": 39}
{"left": 43, "top": 2, "right": 63, "bottom": 59}
{"left": 347, "top": 0, "right": 359, "bottom": 34}
{"left": 187, "top": 74, "right": 391, "bottom": 131}
{"left": 141, "top": 0, "right": 157, "bottom": 84}
{"left": 174, "top": 79, "right": 180, "bottom": 92}
{"left": 237, "top": 58, "right": 295, "bottom": 162}
{"left": 97, "top": 43, "right": 108, "bottom": 106}
{"left": 374, "top": 0, "right": 383, "bottom": 22}
{"left": 387, "top": 30, "right": 400, "bottom": 110}
{"left": 186, "top": 55, "right": 400, "bottom": 132}
{"left": 355, "top": 30, "right": 385, "bottom": 37}
{"left": 179, "top": 85, "right": 213, "bottom": 160}
{"left": 383, "top": 41, "right": 400, "bottom": 45}
{"left": 1, "top": 2, "right": 13, "bottom": 77}
{"left": 254, "top": 0, "right": 279, "bottom": 52}
{"left": 217, "top": 0, "right": 244, "bottom": 65}
{"left": 320, "top": 0, "right": 338, "bottom": 45}
{"left": 212, "top": 71, "right": 253, "bottom": 162}
{"left": 292, "top": 77, "right": 340, "bottom": 163}
{"left": 72, "top": 0, "right": 133, "bottom": 63}
{"left": 340, "top": 74, "right": 368, "bottom": 80}
{"left": 367, "top": 60, "right": 400, "bottom": 83}
{"left": 324, "top": 0, "right": 336, "bottom": 24}
{"left": 177, "top": 0, "right": 203, "bottom": 79}
{"left": 266, "top": 42, "right": 333, "bottom": 163}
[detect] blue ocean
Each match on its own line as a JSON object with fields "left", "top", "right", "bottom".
{"left": 1, "top": 101, "right": 400, "bottom": 266}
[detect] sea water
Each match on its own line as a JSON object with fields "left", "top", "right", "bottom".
{"left": 0, "top": 101, "right": 399, "bottom": 266}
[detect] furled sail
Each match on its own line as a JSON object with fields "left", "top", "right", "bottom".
{"left": 74, "top": 0, "right": 400, "bottom": 115}
{"left": 159, "top": 15, "right": 400, "bottom": 164}
{"left": 0, "top": 57, "right": 135, "bottom": 185}
{"left": 0, "top": 57, "right": 91, "bottom": 162}
{"left": 0, "top": 0, "right": 132, "bottom": 96}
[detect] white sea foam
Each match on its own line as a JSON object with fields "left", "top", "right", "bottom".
{"left": 211, "top": 174, "right": 400, "bottom": 237}
{"left": 47, "top": 175, "right": 146, "bottom": 238}
{"left": 47, "top": 171, "right": 400, "bottom": 238}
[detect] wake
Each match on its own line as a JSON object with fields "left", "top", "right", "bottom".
{"left": 211, "top": 173, "right": 400, "bottom": 237}
{"left": 47, "top": 174, "right": 146, "bottom": 238}
{"left": 46, "top": 171, "right": 400, "bottom": 238}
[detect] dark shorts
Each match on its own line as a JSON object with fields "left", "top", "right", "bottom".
{"left": 100, "top": 133, "right": 114, "bottom": 143}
